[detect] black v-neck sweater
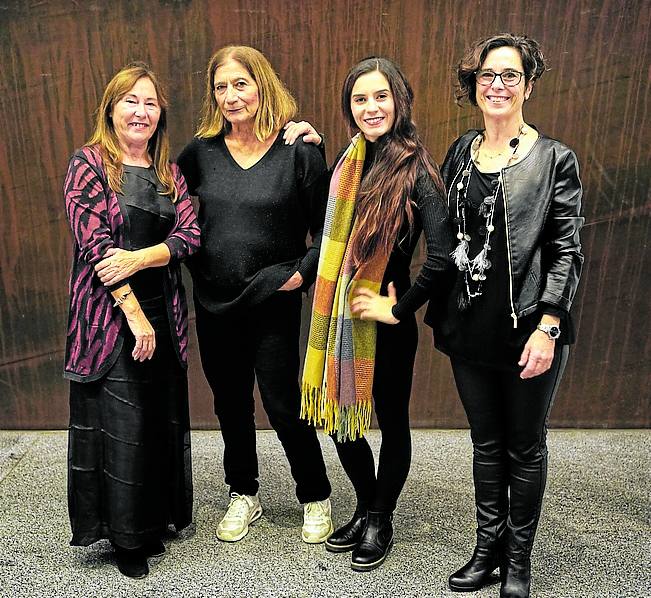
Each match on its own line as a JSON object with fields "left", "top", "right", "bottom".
{"left": 177, "top": 133, "right": 328, "bottom": 313}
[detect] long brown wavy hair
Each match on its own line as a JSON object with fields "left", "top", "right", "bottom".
{"left": 86, "top": 62, "right": 177, "bottom": 201}
{"left": 196, "top": 45, "right": 297, "bottom": 141}
{"left": 342, "top": 57, "right": 443, "bottom": 267}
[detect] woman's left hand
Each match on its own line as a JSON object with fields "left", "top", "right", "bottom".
{"left": 95, "top": 247, "right": 144, "bottom": 285}
{"left": 278, "top": 271, "right": 304, "bottom": 291}
{"left": 283, "top": 121, "right": 322, "bottom": 146}
{"left": 518, "top": 331, "right": 556, "bottom": 379}
{"left": 351, "top": 282, "right": 399, "bottom": 325}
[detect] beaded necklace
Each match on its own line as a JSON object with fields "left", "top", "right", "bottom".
{"left": 451, "top": 126, "right": 525, "bottom": 310}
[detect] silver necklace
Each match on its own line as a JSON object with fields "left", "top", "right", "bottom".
{"left": 450, "top": 126, "right": 525, "bottom": 310}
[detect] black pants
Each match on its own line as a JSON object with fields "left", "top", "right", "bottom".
{"left": 68, "top": 296, "right": 192, "bottom": 549}
{"left": 195, "top": 291, "right": 331, "bottom": 503}
{"left": 332, "top": 315, "right": 418, "bottom": 513}
{"left": 450, "top": 345, "right": 569, "bottom": 554}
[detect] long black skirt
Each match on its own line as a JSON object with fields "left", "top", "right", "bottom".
{"left": 67, "top": 296, "right": 192, "bottom": 548}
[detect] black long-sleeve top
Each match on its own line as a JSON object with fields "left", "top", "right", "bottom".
{"left": 177, "top": 133, "right": 328, "bottom": 313}
{"left": 335, "top": 142, "right": 453, "bottom": 321}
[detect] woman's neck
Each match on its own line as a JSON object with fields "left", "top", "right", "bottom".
{"left": 482, "top": 116, "right": 526, "bottom": 149}
{"left": 120, "top": 142, "right": 151, "bottom": 166}
{"left": 227, "top": 122, "right": 260, "bottom": 147}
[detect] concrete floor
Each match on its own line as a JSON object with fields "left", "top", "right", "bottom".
{"left": 0, "top": 430, "right": 648, "bottom": 598}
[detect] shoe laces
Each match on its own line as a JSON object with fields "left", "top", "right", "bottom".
{"left": 224, "top": 493, "right": 254, "bottom": 520}
{"left": 304, "top": 500, "right": 328, "bottom": 522}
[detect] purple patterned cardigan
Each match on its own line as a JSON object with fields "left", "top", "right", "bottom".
{"left": 63, "top": 145, "right": 200, "bottom": 382}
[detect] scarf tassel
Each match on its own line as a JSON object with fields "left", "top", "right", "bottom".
{"left": 301, "top": 383, "right": 372, "bottom": 443}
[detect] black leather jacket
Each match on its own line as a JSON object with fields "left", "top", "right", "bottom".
{"left": 426, "top": 129, "right": 584, "bottom": 328}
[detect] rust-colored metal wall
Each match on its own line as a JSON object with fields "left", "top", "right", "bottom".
{"left": 1, "top": 0, "right": 649, "bottom": 429}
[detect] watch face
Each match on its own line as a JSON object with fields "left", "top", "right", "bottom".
{"left": 549, "top": 326, "right": 561, "bottom": 338}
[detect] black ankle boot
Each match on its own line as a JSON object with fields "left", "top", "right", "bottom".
{"left": 325, "top": 510, "right": 367, "bottom": 553}
{"left": 500, "top": 554, "right": 531, "bottom": 598}
{"left": 113, "top": 545, "right": 149, "bottom": 579}
{"left": 351, "top": 511, "right": 393, "bottom": 571}
{"left": 448, "top": 544, "right": 500, "bottom": 592}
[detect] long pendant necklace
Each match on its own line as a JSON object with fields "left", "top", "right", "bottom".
{"left": 451, "top": 125, "right": 526, "bottom": 310}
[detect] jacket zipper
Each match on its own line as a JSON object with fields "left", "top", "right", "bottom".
{"left": 448, "top": 162, "right": 465, "bottom": 209}
{"left": 500, "top": 169, "right": 518, "bottom": 328}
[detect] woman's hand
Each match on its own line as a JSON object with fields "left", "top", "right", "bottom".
{"left": 283, "top": 121, "right": 322, "bottom": 146}
{"left": 278, "top": 271, "right": 304, "bottom": 291}
{"left": 123, "top": 307, "right": 156, "bottom": 361}
{"left": 350, "top": 282, "right": 399, "bottom": 325}
{"left": 95, "top": 247, "right": 144, "bottom": 285}
{"left": 518, "top": 330, "right": 555, "bottom": 379}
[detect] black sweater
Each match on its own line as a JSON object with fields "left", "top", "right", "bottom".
{"left": 339, "top": 143, "right": 453, "bottom": 321}
{"left": 177, "top": 133, "right": 328, "bottom": 313}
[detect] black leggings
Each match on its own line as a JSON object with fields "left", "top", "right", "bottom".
{"left": 332, "top": 315, "right": 418, "bottom": 513}
{"left": 194, "top": 291, "right": 331, "bottom": 504}
{"left": 450, "top": 345, "right": 569, "bottom": 552}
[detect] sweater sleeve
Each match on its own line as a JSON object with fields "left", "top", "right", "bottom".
{"left": 391, "top": 172, "right": 454, "bottom": 321}
{"left": 163, "top": 163, "right": 201, "bottom": 262}
{"left": 294, "top": 140, "right": 329, "bottom": 288}
{"left": 176, "top": 139, "right": 200, "bottom": 196}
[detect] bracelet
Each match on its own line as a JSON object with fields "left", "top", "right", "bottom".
{"left": 113, "top": 289, "right": 133, "bottom": 306}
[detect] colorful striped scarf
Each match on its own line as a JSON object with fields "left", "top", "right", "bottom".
{"left": 301, "top": 134, "right": 391, "bottom": 442}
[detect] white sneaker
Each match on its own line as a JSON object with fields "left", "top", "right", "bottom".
{"left": 216, "top": 493, "right": 262, "bottom": 542}
{"left": 302, "top": 498, "right": 333, "bottom": 544}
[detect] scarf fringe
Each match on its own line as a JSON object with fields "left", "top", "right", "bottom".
{"left": 301, "top": 382, "right": 372, "bottom": 442}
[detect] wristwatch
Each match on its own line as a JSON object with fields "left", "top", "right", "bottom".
{"left": 537, "top": 323, "right": 561, "bottom": 340}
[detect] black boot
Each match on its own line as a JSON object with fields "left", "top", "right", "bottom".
{"left": 500, "top": 552, "right": 531, "bottom": 598}
{"left": 449, "top": 440, "right": 508, "bottom": 592}
{"left": 351, "top": 511, "right": 393, "bottom": 571}
{"left": 448, "top": 543, "right": 500, "bottom": 592}
{"left": 325, "top": 510, "right": 367, "bottom": 553}
{"left": 113, "top": 545, "right": 149, "bottom": 579}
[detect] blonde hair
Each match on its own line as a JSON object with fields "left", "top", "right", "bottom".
{"left": 196, "top": 46, "right": 297, "bottom": 141}
{"left": 86, "top": 63, "right": 177, "bottom": 201}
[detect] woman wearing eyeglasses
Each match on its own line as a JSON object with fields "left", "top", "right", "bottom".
{"left": 426, "top": 34, "right": 583, "bottom": 598}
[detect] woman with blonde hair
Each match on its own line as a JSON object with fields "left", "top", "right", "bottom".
{"left": 178, "top": 46, "right": 332, "bottom": 544}
{"left": 64, "top": 63, "right": 199, "bottom": 578}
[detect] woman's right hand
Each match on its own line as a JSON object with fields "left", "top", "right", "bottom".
{"left": 124, "top": 308, "right": 156, "bottom": 361}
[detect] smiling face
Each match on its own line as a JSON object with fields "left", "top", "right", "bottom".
{"left": 476, "top": 46, "right": 533, "bottom": 122}
{"left": 110, "top": 77, "right": 160, "bottom": 150}
{"left": 350, "top": 70, "right": 395, "bottom": 142}
{"left": 213, "top": 58, "right": 260, "bottom": 126}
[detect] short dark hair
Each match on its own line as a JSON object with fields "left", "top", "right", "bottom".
{"left": 455, "top": 33, "right": 548, "bottom": 106}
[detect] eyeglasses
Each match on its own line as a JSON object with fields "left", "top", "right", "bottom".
{"left": 475, "top": 69, "right": 524, "bottom": 87}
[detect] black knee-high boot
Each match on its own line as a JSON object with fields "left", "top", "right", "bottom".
{"left": 499, "top": 443, "right": 548, "bottom": 598}
{"left": 449, "top": 441, "right": 508, "bottom": 592}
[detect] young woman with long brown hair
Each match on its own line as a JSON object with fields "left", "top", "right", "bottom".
{"left": 301, "top": 57, "right": 453, "bottom": 571}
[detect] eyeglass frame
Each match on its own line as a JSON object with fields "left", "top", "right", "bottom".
{"left": 474, "top": 69, "right": 525, "bottom": 87}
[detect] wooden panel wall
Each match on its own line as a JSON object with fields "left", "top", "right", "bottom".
{"left": 0, "top": 0, "right": 649, "bottom": 429}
